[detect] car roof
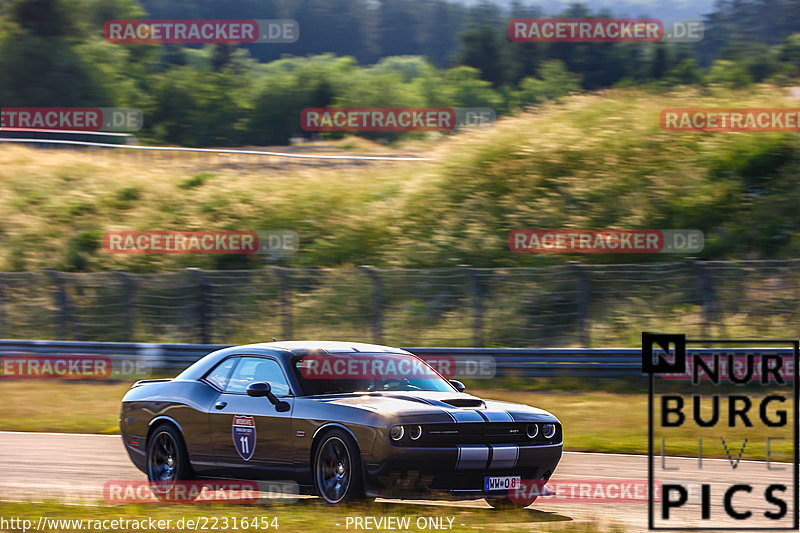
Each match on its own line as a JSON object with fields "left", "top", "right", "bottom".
{"left": 175, "top": 340, "right": 414, "bottom": 381}
{"left": 243, "top": 340, "right": 412, "bottom": 354}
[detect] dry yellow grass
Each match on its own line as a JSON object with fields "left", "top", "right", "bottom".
{"left": 3, "top": 85, "right": 799, "bottom": 272}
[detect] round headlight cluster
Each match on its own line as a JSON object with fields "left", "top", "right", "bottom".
{"left": 389, "top": 425, "right": 404, "bottom": 441}
{"left": 542, "top": 423, "right": 557, "bottom": 439}
{"left": 390, "top": 424, "right": 423, "bottom": 441}
{"left": 525, "top": 423, "right": 539, "bottom": 438}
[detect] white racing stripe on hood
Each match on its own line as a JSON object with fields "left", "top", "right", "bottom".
{"left": 481, "top": 410, "right": 514, "bottom": 422}
{"left": 449, "top": 410, "right": 485, "bottom": 422}
{"left": 413, "top": 397, "right": 515, "bottom": 423}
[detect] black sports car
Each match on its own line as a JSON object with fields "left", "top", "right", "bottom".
{"left": 120, "top": 341, "right": 562, "bottom": 507}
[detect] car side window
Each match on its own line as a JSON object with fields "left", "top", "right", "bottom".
{"left": 225, "top": 357, "right": 291, "bottom": 396}
{"left": 204, "top": 358, "right": 237, "bottom": 390}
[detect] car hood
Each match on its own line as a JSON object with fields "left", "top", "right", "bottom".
{"left": 306, "top": 390, "right": 558, "bottom": 423}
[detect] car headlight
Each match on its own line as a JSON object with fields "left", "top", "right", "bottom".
{"left": 408, "top": 425, "right": 422, "bottom": 440}
{"left": 542, "top": 423, "right": 556, "bottom": 439}
{"left": 390, "top": 425, "right": 404, "bottom": 441}
{"left": 526, "top": 423, "right": 539, "bottom": 438}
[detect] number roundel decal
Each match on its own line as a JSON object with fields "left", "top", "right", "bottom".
{"left": 232, "top": 415, "right": 256, "bottom": 461}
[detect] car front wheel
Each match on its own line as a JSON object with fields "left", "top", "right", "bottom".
{"left": 313, "top": 429, "right": 365, "bottom": 504}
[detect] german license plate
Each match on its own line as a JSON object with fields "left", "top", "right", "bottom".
{"left": 484, "top": 476, "right": 521, "bottom": 491}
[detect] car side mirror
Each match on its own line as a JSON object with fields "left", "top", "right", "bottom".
{"left": 450, "top": 380, "right": 466, "bottom": 392}
{"left": 247, "top": 382, "right": 290, "bottom": 412}
{"left": 247, "top": 382, "right": 271, "bottom": 397}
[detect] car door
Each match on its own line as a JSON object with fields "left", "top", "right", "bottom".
{"left": 208, "top": 355, "right": 294, "bottom": 480}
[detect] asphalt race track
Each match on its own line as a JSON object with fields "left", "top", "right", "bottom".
{"left": 0, "top": 431, "right": 794, "bottom": 531}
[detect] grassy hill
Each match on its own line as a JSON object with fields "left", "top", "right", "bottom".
{"left": 1, "top": 85, "right": 800, "bottom": 272}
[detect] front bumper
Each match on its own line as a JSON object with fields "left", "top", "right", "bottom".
{"left": 363, "top": 442, "right": 562, "bottom": 499}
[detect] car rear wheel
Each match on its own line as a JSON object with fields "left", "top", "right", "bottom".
{"left": 146, "top": 424, "right": 195, "bottom": 502}
{"left": 313, "top": 429, "right": 365, "bottom": 504}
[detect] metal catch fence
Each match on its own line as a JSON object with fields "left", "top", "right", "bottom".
{"left": 1, "top": 259, "right": 800, "bottom": 347}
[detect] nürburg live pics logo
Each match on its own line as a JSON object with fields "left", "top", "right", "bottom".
{"left": 644, "top": 332, "right": 799, "bottom": 530}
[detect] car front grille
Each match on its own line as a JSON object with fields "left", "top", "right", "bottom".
{"left": 397, "top": 422, "right": 561, "bottom": 446}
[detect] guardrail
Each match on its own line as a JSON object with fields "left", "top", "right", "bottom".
{"left": 0, "top": 339, "right": 643, "bottom": 378}
{"left": 5, "top": 338, "right": 789, "bottom": 379}
{"left": 0, "top": 129, "right": 136, "bottom": 145}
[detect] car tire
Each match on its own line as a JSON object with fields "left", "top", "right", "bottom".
{"left": 313, "top": 429, "right": 365, "bottom": 504}
{"left": 146, "top": 423, "right": 196, "bottom": 502}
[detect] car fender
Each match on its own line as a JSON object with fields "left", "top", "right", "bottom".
{"left": 310, "top": 422, "right": 370, "bottom": 491}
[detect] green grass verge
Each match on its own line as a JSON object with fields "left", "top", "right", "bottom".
{"left": 0, "top": 381, "right": 130, "bottom": 434}
{"left": 1, "top": 381, "right": 790, "bottom": 461}
{"left": 0, "top": 501, "right": 623, "bottom": 533}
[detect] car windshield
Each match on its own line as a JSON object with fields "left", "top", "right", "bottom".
{"left": 292, "top": 352, "right": 455, "bottom": 395}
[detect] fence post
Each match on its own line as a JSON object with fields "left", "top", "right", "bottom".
{"left": 568, "top": 262, "right": 590, "bottom": 347}
{"left": 272, "top": 267, "right": 293, "bottom": 340}
{"left": 187, "top": 268, "right": 211, "bottom": 344}
{"left": 45, "top": 270, "right": 80, "bottom": 340}
{"left": 688, "top": 258, "right": 714, "bottom": 336}
{"left": 359, "top": 266, "right": 383, "bottom": 344}
{"left": 113, "top": 271, "right": 136, "bottom": 341}
{"left": 461, "top": 266, "right": 484, "bottom": 347}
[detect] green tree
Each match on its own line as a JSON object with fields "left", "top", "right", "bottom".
{"left": 664, "top": 58, "right": 703, "bottom": 85}
{"left": 458, "top": 1, "right": 511, "bottom": 87}
{"left": 511, "top": 60, "right": 582, "bottom": 108}
{"left": 438, "top": 65, "right": 503, "bottom": 109}
{"left": 705, "top": 59, "right": 753, "bottom": 87}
